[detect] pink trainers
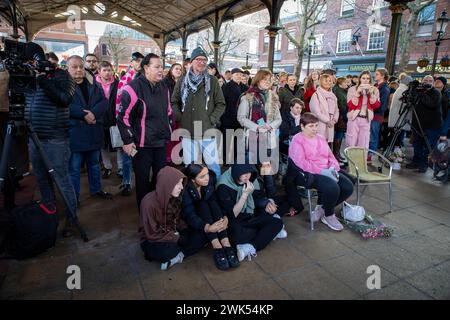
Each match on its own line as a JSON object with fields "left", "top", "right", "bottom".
{"left": 311, "top": 205, "right": 325, "bottom": 223}
{"left": 321, "top": 214, "right": 344, "bottom": 231}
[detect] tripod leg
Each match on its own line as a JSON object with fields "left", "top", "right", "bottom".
{"left": 0, "top": 123, "right": 16, "bottom": 209}
{"left": 27, "top": 127, "right": 88, "bottom": 242}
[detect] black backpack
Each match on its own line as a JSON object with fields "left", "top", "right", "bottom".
{"left": 5, "top": 201, "right": 59, "bottom": 260}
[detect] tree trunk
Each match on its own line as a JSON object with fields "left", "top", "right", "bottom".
{"left": 397, "top": 12, "right": 419, "bottom": 72}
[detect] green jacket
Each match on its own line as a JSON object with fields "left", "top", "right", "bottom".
{"left": 278, "top": 85, "right": 304, "bottom": 115}
{"left": 172, "top": 74, "right": 225, "bottom": 138}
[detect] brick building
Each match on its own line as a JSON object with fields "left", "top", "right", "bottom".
{"left": 258, "top": 0, "right": 450, "bottom": 81}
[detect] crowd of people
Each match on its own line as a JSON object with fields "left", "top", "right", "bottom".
{"left": 12, "top": 46, "right": 449, "bottom": 271}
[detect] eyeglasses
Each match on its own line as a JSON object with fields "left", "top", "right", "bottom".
{"left": 194, "top": 58, "right": 208, "bottom": 63}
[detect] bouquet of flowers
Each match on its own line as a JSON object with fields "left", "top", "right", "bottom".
{"left": 339, "top": 214, "right": 393, "bottom": 239}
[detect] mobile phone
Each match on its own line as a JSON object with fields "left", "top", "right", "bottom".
{"left": 130, "top": 147, "right": 138, "bottom": 157}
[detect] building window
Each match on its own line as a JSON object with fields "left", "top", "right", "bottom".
{"left": 417, "top": 3, "right": 436, "bottom": 37}
{"left": 337, "top": 29, "right": 352, "bottom": 53}
{"left": 287, "top": 28, "right": 296, "bottom": 51}
{"left": 101, "top": 43, "right": 108, "bottom": 56}
{"left": 341, "top": 0, "right": 355, "bottom": 17}
{"left": 372, "top": 0, "right": 389, "bottom": 9}
{"left": 316, "top": 4, "right": 327, "bottom": 23}
{"left": 275, "top": 34, "right": 282, "bottom": 52}
{"left": 367, "top": 27, "right": 385, "bottom": 50}
{"left": 263, "top": 34, "right": 269, "bottom": 53}
{"left": 312, "top": 34, "right": 324, "bottom": 55}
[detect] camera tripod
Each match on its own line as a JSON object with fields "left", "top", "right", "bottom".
{"left": 0, "top": 98, "right": 88, "bottom": 242}
{"left": 383, "top": 97, "right": 432, "bottom": 161}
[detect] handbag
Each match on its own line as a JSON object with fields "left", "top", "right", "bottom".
{"left": 342, "top": 201, "right": 365, "bottom": 222}
{"left": 109, "top": 125, "right": 123, "bottom": 148}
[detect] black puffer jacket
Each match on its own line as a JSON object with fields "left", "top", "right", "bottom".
{"left": 25, "top": 69, "right": 76, "bottom": 139}
{"left": 413, "top": 87, "right": 442, "bottom": 130}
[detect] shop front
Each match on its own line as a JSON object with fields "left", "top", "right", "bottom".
{"left": 332, "top": 56, "right": 386, "bottom": 76}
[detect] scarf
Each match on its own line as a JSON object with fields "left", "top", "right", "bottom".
{"left": 181, "top": 68, "right": 211, "bottom": 112}
{"left": 246, "top": 86, "right": 268, "bottom": 123}
{"left": 316, "top": 86, "right": 338, "bottom": 115}
{"left": 290, "top": 111, "right": 301, "bottom": 126}
{"left": 217, "top": 168, "right": 260, "bottom": 215}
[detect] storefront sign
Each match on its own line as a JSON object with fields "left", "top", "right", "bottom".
{"left": 348, "top": 64, "right": 377, "bottom": 72}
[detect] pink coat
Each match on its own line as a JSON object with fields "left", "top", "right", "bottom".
{"left": 288, "top": 132, "right": 340, "bottom": 174}
{"left": 309, "top": 87, "right": 339, "bottom": 142}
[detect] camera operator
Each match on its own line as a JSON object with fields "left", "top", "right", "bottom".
{"left": 406, "top": 75, "right": 442, "bottom": 173}
{"left": 23, "top": 53, "right": 80, "bottom": 236}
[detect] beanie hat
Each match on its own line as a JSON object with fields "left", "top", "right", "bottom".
{"left": 131, "top": 52, "right": 144, "bottom": 61}
{"left": 190, "top": 47, "right": 208, "bottom": 61}
{"left": 435, "top": 76, "right": 447, "bottom": 86}
{"left": 231, "top": 68, "right": 244, "bottom": 74}
{"left": 400, "top": 75, "right": 413, "bottom": 85}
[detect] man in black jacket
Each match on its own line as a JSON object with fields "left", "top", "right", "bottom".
{"left": 117, "top": 53, "right": 171, "bottom": 208}
{"left": 24, "top": 57, "right": 79, "bottom": 236}
{"left": 406, "top": 75, "right": 442, "bottom": 173}
{"left": 220, "top": 68, "right": 248, "bottom": 164}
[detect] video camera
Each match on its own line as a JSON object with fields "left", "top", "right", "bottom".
{"left": 0, "top": 38, "right": 56, "bottom": 93}
{"left": 400, "top": 80, "right": 433, "bottom": 109}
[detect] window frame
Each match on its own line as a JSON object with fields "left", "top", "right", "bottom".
{"left": 336, "top": 29, "right": 352, "bottom": 53}
{"left": 340, "top": 0, "right": 355, "bottom": 17}
{"left": 312, "top": 34, "right": 324, "bottom": 55}
{"left": 367, "top": 27, "right": 385, "bottom": 51}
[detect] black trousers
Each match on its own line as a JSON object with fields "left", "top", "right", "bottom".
{"left": 229, "top": 212, "right": 283, "bottom": 251}
{"left": 133, "top": 146, "right": 166, "bottom": 209}
{"left": 311, "top": 173, "right": 354, "bottom": 216}
{"left": 141, "top": 228, "right": 208, "bottom": 263}
{"left": 197, "top": 200, "right": 228, "bottom": 242}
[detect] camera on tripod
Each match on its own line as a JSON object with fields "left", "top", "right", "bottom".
{"left": 400, "top": 80, "right": 432, "bottom": 107}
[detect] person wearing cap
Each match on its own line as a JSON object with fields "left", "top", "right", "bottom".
{"left": 114, "top": 51, "right": 145, "bottom": 195}
{"left": 172, "top": 47, "right": 226, "bottom": 178}
{"left": 220, "top": 67, "right": 248, "bottom": 164}
{"left": 434, "top": 76, "right": 449, "bottom": 140}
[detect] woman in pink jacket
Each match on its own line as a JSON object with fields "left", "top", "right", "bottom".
{"left": 309, "top": 74, "right": 339, "bottom": 149}
{"left": 288, "top": 113, "right": 353, "bottom": 231}
{"left": 345, "top": 71, "right": 380, "bottom": 149}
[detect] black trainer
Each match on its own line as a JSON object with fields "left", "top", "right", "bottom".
{"left": 102, "top": 168, "right": 112, "bottom": 178}
{"left": 92, "top": 190, "right": 113, "bottom": 199}
{"left": 224, "top": 246, "right": 240, "bottom": 268}
{"left": 121, "top": 184, "right": 132, "bottom": 196}
{"left": 213, "top": 249, "right": 230, "bottom": 271}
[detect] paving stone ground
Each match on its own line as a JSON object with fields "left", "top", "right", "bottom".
{"left": 1, "top": 153, "right": 450, "bottom": 300}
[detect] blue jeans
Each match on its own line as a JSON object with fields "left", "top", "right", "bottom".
{"left": 119, "top": 149, "right": 132, "bottom": 185}
{"left": 28, "top": 138, "right": 78, "bottom": 219}
{"left": 69, "top": 149, "right": 102, "bottom": 200}
{"left": 369, "top": 121, "right": 382, "bottom": 152}
{"left": 182, "top": 137, "right": 221, "bottom": 178}
{"left": 413, "top": 128, "right": 440, "bottom": 169}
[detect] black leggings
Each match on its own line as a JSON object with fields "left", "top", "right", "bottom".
{"left": 141, "top": 228, "right": 208, "bottom": 263}
{"left": 311, "top": 173, "right": 354, "bottom": 216}
{"left": 228, "top": 212, "right": 283, "bottom": 251}
{"left": 197, "top": 200, "right": 228, "bottom": 242}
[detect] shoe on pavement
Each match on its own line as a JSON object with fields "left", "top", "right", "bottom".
{"left": 161, "top": 252, "right": 184, "bottom": 270}
{"left": 321, "top": 214, "right": 344, "bottom": 231}
{"left": 236, "top": 243, "right": 257, "bottom": 262}
{"left": 224, "top": 247, "right": 240, "bottom": 268}
{"left": 311, "top": 205, "right": 325, "bottom": 223}
{"left": 121, "top": 184, "right": 132, "bottom": 196}
{"left": 102, "top": 169, "right": 112, "bottom": 178}
{"left": 92, "top": 190, "right": 113, "bottom": 199}
{"left": 213, "top": 249, "right": 230, "bottom": 271}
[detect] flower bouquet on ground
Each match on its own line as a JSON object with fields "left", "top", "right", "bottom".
{"left": 338, "top": 214, "right": 394, "bottom": 240}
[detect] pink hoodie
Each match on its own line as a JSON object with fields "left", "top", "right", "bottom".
{"left": 95, "top": 74, "right": 115, "bottom": 100}
{"left": 288, "top": 132, "right": 340, "bottom": 174}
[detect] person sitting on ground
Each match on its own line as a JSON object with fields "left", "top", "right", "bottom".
{"left": 140, "top": 166, "right": 208, "bottom": 270}
{"left": 216, "top": 164, "right": 284, "bottom": 262}
{"left": 182, "top": 164, "right": 240, "bottom": 271}
{"left": 288, "top": 113, "right": 354, "bottom": 231}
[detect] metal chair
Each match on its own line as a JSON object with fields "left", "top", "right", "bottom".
{"left": 344, "top": 147, "right": 393, "bottom": 212}
{"left": 297, "top": 186, "right": 318, "bottom": 230}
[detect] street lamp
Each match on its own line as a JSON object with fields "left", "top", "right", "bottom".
{"left": 306, "top": 33, "right": 316, "bottom": 76}
{"left": 431, "top": 10, "right": 449, "bottom": 76}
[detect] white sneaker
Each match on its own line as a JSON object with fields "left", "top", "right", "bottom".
{"left": 236, "top": 244, "right": 257, "bottom": 262}
{"left": 275, "top": 227, "right": 288, "bottom": 239}
{"left": 161, "top": 251, "right": 184, "bottom": 270}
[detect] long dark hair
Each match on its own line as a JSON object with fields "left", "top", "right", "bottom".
{"left": 184, "top": 163, "right": 207, "bottom": 181}
{"left": 166, "top": 63, "right": 182, "bottom": 81}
